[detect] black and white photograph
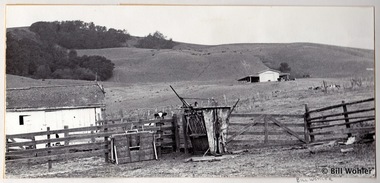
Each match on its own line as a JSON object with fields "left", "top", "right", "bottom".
{"left": 1, "top": 0, "right": 379, "bottom": 181}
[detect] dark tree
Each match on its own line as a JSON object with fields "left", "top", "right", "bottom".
{"left": 278, "top": 62, "right": 291, "bottom": 73}
{"left": 137, "top": 31, "right": 176, "bottom": 49}
{"left": 29, "top": 20, "right": 130, "bottom": 49}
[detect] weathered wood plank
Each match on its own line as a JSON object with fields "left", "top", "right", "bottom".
{"left": 6, "top": 142, "right": 107, "bottom": 156}
{"left": 6, "top": 149, "right": 107, "bottom": 164}
{"left": 307, "top": 98, "right": 374, "bottom": 114}
{"left": 309, "top": 126, "right": 375, "bottom": 136}
{"left": 7, "top": 131, "right": 115, "bottom": 148}
{"left": 229, "top": 122, "right": 304, "bottom": 127}
{"left": 308, "top": 115, "right": 375, "bottom": 124}
{"left": 231, "top": 113, "right": 304, "bottom": 118}
{"left": 230, "top": 140, "right": 304, "bottom": 144}
{"left": 268, "top": 117, "right": 306, "bottom": 143}
{"left": 227, "top": 131, "right": 305, "bottom": 136}
{"left": 307, "top": 108, "right": 375, "bottom": 121}
{"left": 309, "top": 117, "right": 375, "bottom": 130}
{"left": 227, "top": 115, "right": 263, "bottom": 143}
{"left": 6, "top": 119, "right": 173, "bottom": 139}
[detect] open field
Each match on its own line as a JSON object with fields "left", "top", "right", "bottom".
{"left": 6, "top": 74, "right": 374, "bottom": 120}
{"left": 100, "top": 77, "right": 374, "bottom": 118}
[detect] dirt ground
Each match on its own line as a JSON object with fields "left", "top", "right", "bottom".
{"left": 5, "top": 143, "right": 375, "bottom": 178}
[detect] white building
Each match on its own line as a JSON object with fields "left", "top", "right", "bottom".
{"left": 238, "top": 69, "right": 290, "bottom": 83}
{"left": 6, "top": 84, "right": 106, "bottom": 135}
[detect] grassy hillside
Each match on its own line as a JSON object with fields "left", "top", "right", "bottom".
{"left": 7, "top": 26, "right": 374, "bottom": 84}
{"left": 77, "top": 43, "right": 374, "bottom": 83}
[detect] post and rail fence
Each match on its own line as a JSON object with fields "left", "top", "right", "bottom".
{"left": 5, "top": 98, "right": 375, "bottom": 169}
{"left": 5, "top": 114, "right": 180, "bottom": 169}
{"left": 304, "top": 98, "right": 375, "bottom": 144}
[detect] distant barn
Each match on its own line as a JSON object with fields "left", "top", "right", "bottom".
{"left": 238, "top": 69, "right": 290, "bottom": 83}
{"left": 6, "top": 84, "right": 106, "bottom": 135}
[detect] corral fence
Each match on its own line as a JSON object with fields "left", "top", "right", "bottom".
{"left": 227, "top": 113, "right": 306, "bottom": 148}
{"left": 5, "top": 98, "right": 375, "bottom": 169}
{"left": 304, "top": 98, "right": 375, "bottom": 144}
{"left": 5, "top": 114, "right": 180, "bottom": 169}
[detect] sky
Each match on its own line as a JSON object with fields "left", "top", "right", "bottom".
{"left": 5, "top": 5, "right": 375, "bottom": 49}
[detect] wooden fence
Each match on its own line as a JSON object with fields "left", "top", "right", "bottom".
{"left": 227, "top": 113, "right": 306, "bottom": 148}
{"left": 304, "top": 98, "right": 375, "bottom": 144}
{"left": 6, "top": 97, "right": 375, "bottom": 168}
{"left": 5, "top": 114, "right": 180, "bottom": 169}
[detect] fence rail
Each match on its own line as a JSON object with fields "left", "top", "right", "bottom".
{"left": 227, "top": 114, "right": 306, "bottom": 147}
{"left": 304, "top": 98, "right": 375, "bottom": 143}
{"left": 5, "top": 114, "right": 180, "bottom": 169}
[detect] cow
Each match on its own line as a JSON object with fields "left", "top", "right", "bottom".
{"left": 144, "top": 111, "right": 168, "bottom": 127}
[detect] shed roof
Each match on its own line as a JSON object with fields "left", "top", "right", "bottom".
{"left": 6, "top": 84, "right": 105, "bottom": 111}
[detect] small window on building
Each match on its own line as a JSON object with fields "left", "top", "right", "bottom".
{"left": 19, "top": 115, "right": 29, "bottom": 126}
{"left": 19, "top": 115, "right": 24, "bottom": 125}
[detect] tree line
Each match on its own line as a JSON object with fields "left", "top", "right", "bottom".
{"left": 6, "top": 31, "right": 114, "bottom": 81}
{"left": 7, "top": 21, "right": 177, "bottom": 81}
{"left": 29, "top": 20, "right": 130, "bottom": 49}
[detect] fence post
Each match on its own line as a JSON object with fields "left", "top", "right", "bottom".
{"left": 47, "top": 127, "right": 52, "bottom": 170}
{"left": 323, "top": 80, "right": 327, "bottom": 94}
{"left": 156, "top": 119, "right": 163, "bottom": 157}
{"left": 182, "top": 114, "right": 189, "bottom": 154}
{"left": 342, "top": 101, "right": 352, "bottom": 137}
{"left": 64, "top": 126, "right": 69, "bottom": 146}
{"left": 90, "top": 124, "right": 95, "bottom": 143}
{"left": 172, "top": 114, "right": 180, "bottom": 152}
{"left": 104, "top": 119, "right": 109, "bottom": 163}
{"left": 304, "top": 104, "right": 311, "bottom": 143}
{"left": 264, "top": 115, "right": 268, "bottom": 145}
{"left": 32, "top": 136, "right": 36, "bottom": 149}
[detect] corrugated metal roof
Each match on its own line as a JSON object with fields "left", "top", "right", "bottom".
{"left": 6, "top": 84, "right": 105, "bottom": 111}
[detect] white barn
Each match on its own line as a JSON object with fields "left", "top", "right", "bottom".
{"left": 238, "top": 69, "right": 289, "bottom": 83}
{"left": 6, "top": 84, "right": 106, "bottom": 135}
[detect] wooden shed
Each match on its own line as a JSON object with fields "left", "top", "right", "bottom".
{"left": 183, "top": 106, "right": 231, "bottom": 155}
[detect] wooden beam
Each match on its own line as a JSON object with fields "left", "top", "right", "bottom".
{"left": 309, "top": 117, "right": 375, "bottom": 130}
{"left": 6, "top": 149, "right": 107, "bottom": 164}
{"left": 307, "top": 98, "right": 374, "bottom": 114}
{"left": 304, "top": 104, "right": 311, "bottom": 143}
{"left": 231, "top": 113, "right": 304, "bottom": 118}
{"left": 264, "top": 116, "right": 268, "bottom": 144}
{"left": 342, "top": 101, "right": 352, "bottom": 138}
{"left": 268, "top": 117, "right": 306, "bottom": 143}
{"left": 308, "top": 115, "right": 374, "bottom": 124}
{"left": 227, "top": 115, "right": 263, "bottom": 143}
{"left": 307, "top": 108, "right": 374, "bottom": 121}
{"left": 182, "top": 115, "right": 189, "bottom": 154}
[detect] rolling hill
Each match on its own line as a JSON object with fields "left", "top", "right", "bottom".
{"left": 6, "top": 26, "right": 374, "bottom": 84}
{"left": 77, "top": 42, "right": 374, "bottom": 83}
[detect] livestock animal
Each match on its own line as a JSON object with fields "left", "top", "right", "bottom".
{"left": 144, "top": 111, "right": 168, "bottom": 127}
{"left": 327, "top": 84, "right": 341, "bottom": 89}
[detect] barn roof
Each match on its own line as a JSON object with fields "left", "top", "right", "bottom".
{"left": 6, "top": 84, "right": 106, "bottom": 111}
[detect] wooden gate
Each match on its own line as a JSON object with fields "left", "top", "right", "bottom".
{"left": 227, "top": 114, "right": 306, "bottom": 148}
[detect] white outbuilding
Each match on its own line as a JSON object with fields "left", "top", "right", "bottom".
{"left": 238, "top": 69, "right": 290, "bottom": 83}
{"left": 6, "top": 84, "right": 106, "bottom": 135}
